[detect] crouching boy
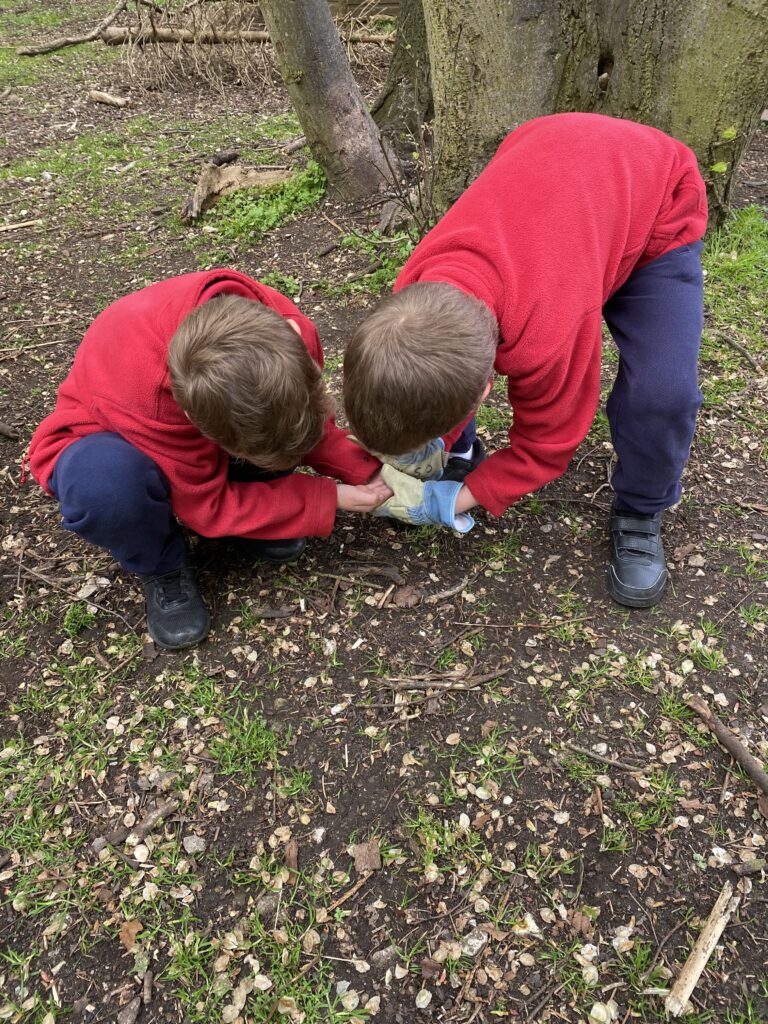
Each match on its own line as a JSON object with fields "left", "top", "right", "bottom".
{"left": 344, "top": 113, "right": 708, "bottom": 608}
{"left": 28, "top": 270, "right": 389, "bottom": 648}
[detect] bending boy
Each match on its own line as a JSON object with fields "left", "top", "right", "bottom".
{"left": 28, "top": 270, "right": 388, "bottom": 648}
{"left": 344, "top": 113, "right": 708, "bottom": 608}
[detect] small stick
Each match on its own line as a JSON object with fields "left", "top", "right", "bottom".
{"left": 564, "top": 741, "right": 644, "bottom": 774}
{"left": 686, "top": 695, "right": 768, "bottom": 796}
{"left": 710, "top": 329, "right": 764, "bottom": 375}
{"left": 0, "top": 420, "right": 18, "bottom": 439}
{"left": 665, "top": 881, "right": 741, "bottom": 1016}
{"left": 326, "top": 871, "right": 372, "bottom": 913}
{"left": 89, "top": 89, "right": 130, "bottom": 107}
{"left": 18, "top": 563, "right": 136, "bottom": 630}
{"left": 0, "top": 219, "right": 43, "bottom": 233}
{"left": 425, "top": 575, "right": 470, "bottom": 604}
{"left": 142, "top": 970, "right": 153, "bottom": 1004}
{"left": 130, "top": 798, "right": 179, "bottom": 841}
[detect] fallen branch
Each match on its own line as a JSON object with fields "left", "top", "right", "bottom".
{"left": 89, "top": 89, "right": 130, "bottom": 108}
{"left": 0, "top": 219, "right": 43, "bottom": 233}
{"left": 180, "top": 157, "right": 290, "bottom": 223}
{"left": 686, "top": 694, "right": 768, "bottom": 796}
{"left": 563, "top": 741, "right": 645, "bottom": 774}
{"left": 665, "top": 880, "right": 741, "bottom": 1016}
{"left": 425, "top": 575, "right": 470, "bottom": 605}
{"left": 383, "top": 665, "right": 513, "bottom": 693}
{"left": 710, "top": 329, "right": 764, "bottom": 375}
{"left": 17, "top": 0, "right": 129, "bottom": 56}
{"left": 100, "top": 26, "right": 393, "bottom": 46}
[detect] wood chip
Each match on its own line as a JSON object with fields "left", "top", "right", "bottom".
{"left": 353, "top": 838, "right": 381, "bottom": 874}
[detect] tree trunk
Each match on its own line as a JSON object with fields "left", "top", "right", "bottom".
{"left": 371, "top": 0, "right": 433, "bottom": 135}
{"left": 422, "top": 0, "right": 768, "bottom": 223}
{"left": 259, "top": 0, "right": 392, "bottom": 201}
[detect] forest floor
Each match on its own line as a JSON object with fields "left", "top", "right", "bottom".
{"left": 0, "top": 4, "right": 767, "bottom": 1024}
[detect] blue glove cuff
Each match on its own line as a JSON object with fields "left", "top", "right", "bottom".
{"left": 422, "top": 481, "right": 475, "bottom": 533}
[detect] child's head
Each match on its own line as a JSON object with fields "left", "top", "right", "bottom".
{"left": 343, "top": 282, "right": 497, "bottom": 455}
{"left": 169, "top": 294, "right": 333, "bottom": 469}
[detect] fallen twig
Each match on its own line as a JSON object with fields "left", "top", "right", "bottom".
{"left": 564, "top": 741, "right": 644, "bottom": 774}
{"left": 425, "top": 575, "right": 470, "bottom": 604}
{"left": 710, "top": 329, "right": 764, "bottom": 375}
{"left": 0, "top": 219, "right": 43, "bottom": 233}
{"left": 18, "top": 0, "right": 130, "bottom": 55}
{"left": 0, "top": 420, "right": 18, "bottom": 439}
{"left": 665, "top": 881, "right": 741, "bottom": 1016}
{"left": 686, "top": 695, "right": 768, "bottom": 796}
{"left": 383, "top": 665, "right": 513, "bottom": 694}
{"left": 100, "top": 26, "right": 393, "bottom": 46}
{"left": 18, "top": 563, "right": 136, "bottom": 630}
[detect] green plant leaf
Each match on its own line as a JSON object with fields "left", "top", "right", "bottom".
{"left": 710, "top": 161, "right": 728, "bottom": 174}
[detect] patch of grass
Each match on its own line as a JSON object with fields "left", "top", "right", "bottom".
{"left": 476, "top": 401, "right": 509, "bottom": 433}
{"left": 62, "top": 601, "right": 97, "bottom": 638}
{"left": 209, "top": 161, "right": 326, "bottom": 244}
{"left": 615, "top": 768, "right": 684, "bottom": 832}
{"left": 259, "top": 271, "right": 302, "bottom": 297}
{"left": 208, "top": 709, "right": 284, "bottom": 783}
{"left": 325, "top": 230, "right": 416, "bottom": 295}
{"left": 703, "top": 205, "right": 768, "bottom": 347}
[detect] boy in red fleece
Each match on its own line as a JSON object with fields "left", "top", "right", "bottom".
{"left": 344, "top": 113, "right": 708, "bottom": 608}
{"left": 28, "top": 270, "right": 389, "bottom": 648}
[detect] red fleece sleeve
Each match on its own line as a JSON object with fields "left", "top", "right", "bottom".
{"left": 303, "top": 420, "right": 381, "bottom": 483}
{"left": 465, "top": 309, "right": 604, "bottom": 515}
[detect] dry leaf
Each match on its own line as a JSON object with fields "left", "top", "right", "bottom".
{"left": 392, "top": 585, "right": 423, "bottom": 608}
{"left": 119, "top": 919, "right": 143, "bottom": 951}
{"left": 353, "top": 839, "right": 382, "bottom": 874}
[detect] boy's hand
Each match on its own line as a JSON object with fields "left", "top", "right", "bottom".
{"left": 336, "top": 478, "right": 393, "bottom": 513}
{"left": 373, "top": 465, "right": 475, "bottom": 533}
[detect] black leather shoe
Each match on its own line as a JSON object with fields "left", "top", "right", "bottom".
{"left": 441, "top": 438, "right": 487, "bottom": 483}
{"left": 141, "top": 566, "right": 210, "bottom": 649}
{"left": 607, "top": 509, "right": 667, "bottom": 608}
{"left": 232, "top": 537, "right": 307, "bottom": 565}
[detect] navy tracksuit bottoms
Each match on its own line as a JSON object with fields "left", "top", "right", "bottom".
{"left": 50, "top": 242, "right": 704, "bottom": 576}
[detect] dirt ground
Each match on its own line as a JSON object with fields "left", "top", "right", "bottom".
{"left": 0, "top": 5, "right": 767, "bottom": 1024}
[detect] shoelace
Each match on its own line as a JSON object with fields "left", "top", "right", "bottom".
{"left": 155, "top": 572, "right": 191, "bottom": 606}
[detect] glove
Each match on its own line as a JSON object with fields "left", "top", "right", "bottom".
{"left": 381, "top": 438, "right": 449, "bottom": 481}
{"left": 350, "top": 436, "right": 448, "bottom": 481}
{"left": 373, "top": 464, "right": 475, "bottom": 533}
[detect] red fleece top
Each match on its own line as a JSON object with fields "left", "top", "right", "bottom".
{"left": 28, "top": 271, "right": 379, "bottom": 539}
{"left": 396, "top": 114, "right": 708, "bottom": 516}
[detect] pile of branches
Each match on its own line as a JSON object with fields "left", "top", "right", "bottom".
{"left": 18, "top": 0, "right": 393, "bottom": 57}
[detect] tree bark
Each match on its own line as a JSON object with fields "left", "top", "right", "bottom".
{"left": 371, "top": 0, "right": 432, "bottom": 134}
{"left": 259, "top": 0, "right": 393, "bottom": 201}
{"left": 422, "top": 0, "right": 768, "bottom": 223}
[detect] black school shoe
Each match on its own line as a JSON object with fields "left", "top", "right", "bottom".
{"left": 607, "top": 508, "right": 668, "bottom": 608}
{"left": 232, "top": 537, "right": 307, "bottom": 564}
{"left": 141, "top": 566, "right": 211, "bottom": 649}
{"left": 441, "top": 439, "right": 487, "bottom": 483}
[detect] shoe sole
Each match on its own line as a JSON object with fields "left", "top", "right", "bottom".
{"left": 606, "top": 566, "right": 668, "bottom": 608}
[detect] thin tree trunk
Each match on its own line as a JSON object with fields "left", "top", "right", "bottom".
{"left": 422, "top": 0, "right": 768, "bottom": 223}
{"left": 259, "top": 0, "right": 392, "bottom": 201}
{"left": 371, "top": 0, "right": 432, "bottom": 134}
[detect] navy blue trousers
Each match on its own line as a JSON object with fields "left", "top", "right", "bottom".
{"left": 453, "top": 241, "right": 704, "bottom": 515}
{"left": 49, "top": 434, "right": 292, "bottom": 577}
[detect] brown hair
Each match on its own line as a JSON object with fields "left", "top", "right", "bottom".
{"left": 169, "top": 294, "right": 333, "bottom": 469}
{"left": 343, "top": 282, "right": 497, "bottom": 454}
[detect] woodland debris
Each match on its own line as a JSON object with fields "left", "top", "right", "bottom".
{"left": 17, "top": 0, "right": 130, "bottom": 56}
{"left": 665, "top": 880, "right": 741, "bottom": 1017}
{"left": 0, "top": 420, "right": 19, "bottom": 440}
{"left": 0, "top": 219, "right": 43, "bottom": 233}
{"left": 89, "top": 89, "right": 131, "bottom": 107}
{"left": 180, "top": 157, "right": 290, "bottom": 223}
{"left": 99, "top": 26, "right": 393, "bottom": 47}
{"left": 686, "top": 694, "right": 768, "bottom": 796}
{"left": 732, "top": 858, "right": 766, "bottom": 877}
{"left": 116, "top": 995, "right": 142, "bottom": 1024}
{"left": 353, "top": 839, "right": 382, "bottom": 874}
